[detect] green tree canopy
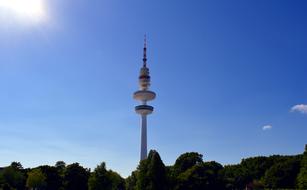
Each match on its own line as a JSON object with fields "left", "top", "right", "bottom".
{"left": 175, "top": 161, "right": 224, "bottom": 190}
{"left": 137, "top": 150, "right": 167, "bottom": 190}
{"left": 0, "top": 163, "right": 25, "bottom": 190}
{"left": 40, "top": 165, "right": 63, "bottom": 190}
{"left": 55, "top": 161, "right": 66, "bottom": 170}
{"left": 88, "top": 162, "right": 125, "bottom": 190}
{"left": 263, "top": 156, "right": 301, "bottom": 189}
{"left": 297, "top": 144, "right": 307, "bottom": 189}
{"left": 26, "top": 168, "right": 47, "bottom": 190}
{"left": 173, "top": 152, "right": 203, "bottom": 175}
{"left": 220, "top": 164, "right": 251, "bottom": 189}
{"left": 88, "top": 162, "right": 111, "bottom": 190}
{"left": 240, "top": 156, "right": 272, "bottom": 179}
{"left": 64, "top": 163, "right": 90, "bottom": 190}
{"left": 107, "top": 170, "right": 125, "bottom": 190}
{"left": 125, "top": 171, "right": 138, "bottom": 190}
{"left": 10, "top": 162, "right": 23, "bottom": 170}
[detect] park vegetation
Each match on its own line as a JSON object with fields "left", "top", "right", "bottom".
{"left": 0, "top": 145, "right": 306, "bottom": 190}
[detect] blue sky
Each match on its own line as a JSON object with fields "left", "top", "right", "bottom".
{"left": 0, "top": 0, "right": 307, "bottom": 177}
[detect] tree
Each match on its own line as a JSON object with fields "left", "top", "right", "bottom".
{"left": 222, "top": 164, "right": 252, "bottom": 189}
{"left": 126, "top": 171, "right": 138, "bottom": 190}
{"left": 88, "top": 162, "right": 111, "bottom": 190}
{"left": 0, "top": 163, "right": 25, "bottom": 190}
{"left": 201, "top": 161, "right": 224, "bottom": 189}
{"left": 88, "top": 162, "right": 125, "bottom": 190}
{"left": 64, "top": 163, "right": 90, "bottom": 190}
{"left": 40, "top": 165, "right": 63, "bottom": 190}
{"left": 263, "top": 156, "right": 301, "bottom": 189}
{"left": 136, "top": 150, "right": 167, "bottom": 190}
{"left": 55, "top": 161, "right": 66, "bottom": 171}
{"left": 55, "top": 161, "right": 66, "bottom": 180}
{"left": 240, "top": 156, "right": 272, "bottom": 179}
{"left": 168, "top": 152, "right": 204, "bottom": 189}
{"left": 175, "top": 161, "right": 224, "bottom": 190}
{"left": 107, "top": 170, "right": 125, "bottom": 190}
{"left": 172, "top": 152, "right": 203, "bottom": 175}
{"left": 10, "top": 162, "right": 23, "bottom": 170}
{"left": 26, "top": 168, "right": 47, "bottom": 190}
{"left": 297, "top": 144, "right": 307, "bottom": 189}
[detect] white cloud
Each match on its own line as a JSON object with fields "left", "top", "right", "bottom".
{"left": 262, "top": 125, "right": 272, "bottom": 131}
{"left": 291, "top": 104, "right": 307, "bottom": 114}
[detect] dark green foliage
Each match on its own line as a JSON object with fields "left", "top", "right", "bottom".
{"left": 55, "top": 161, "right": 66, "bottom": 171}
{"left": 170, "top": 152, "right": 225, "bottom": 190}
{"left": 40, "top": 165, "right": 63, "bottom": 190}
{"left": 240, "top": 156, "right": 272, "bottom": 179}
{"left": 222, "top": 164, "right": 250, "bottom": 189}
{"left": 125, "top": 171, "right": 137, "bottom": 190}
{"left": 169, "top": 152, "right": 205, "bottom": 190}
{"left": 107, "top": 170, "right": 125, "bottom": 190}
{"left": 175, "top": 161, "right": 224, "bottom": 190}
{"left": 88, "top": 162, "right": 125, "bottom": 190}
{"left": 221, "top": 155, "right": 304, "bottom": 189}
{"left": 88, "top": 162, "right": 111, "bottom": 190}
{"left": 263, "top": 156, "right": 301, "bottom": 189}
{"left": 297, "top": 144, "right": 307, "bottom": 189}
{"left": 136, "top": 150, "right": 167, "bottom": 190}
{"left": 172, "top": 152, "right": 203, "bottom": 175}
{"left": 26, "top": 168, "right": 47, "bottom": 190}
{"left": 222, "top": 156, "right": 275, "bottom": 189}
{"left": 124, "top": 149, "right": 307, "bottom": 190}
{"left": 10, "top": 162, "right": 23, "bottom": 170}
{"left": 64, "top": 163, "right": 90, "bottom": 190}
{"left": 0, "top": 162, "right": 25, "bottom": 190}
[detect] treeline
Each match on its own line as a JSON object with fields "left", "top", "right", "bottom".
{"left": 1, "top": 145, "right": 307, "bottom": 190}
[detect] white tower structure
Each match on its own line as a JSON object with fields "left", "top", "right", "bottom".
{"left": 133, "top": 37, "right": 156, "bottom": 161}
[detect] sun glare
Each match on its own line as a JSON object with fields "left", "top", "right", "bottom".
{"left": 0, "top": 0, "right": 47, "bottom": 23}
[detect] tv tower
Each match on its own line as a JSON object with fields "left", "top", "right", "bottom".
{"left": 133, "top": 37, "right": 156, "bottom": 161}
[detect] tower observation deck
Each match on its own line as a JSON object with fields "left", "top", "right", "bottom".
{"left": 133, "top": 37, "right": 156, "bottom": 161}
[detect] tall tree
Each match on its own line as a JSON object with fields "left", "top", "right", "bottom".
{"left": 222, "top": 164, "right": 252, "bottom": 189}
{"left": 64, "top": 163, "right": 90, "bottom": 190}
{"left": 26, "top": 168, "right": 47, "bottom": 190}
{"left": 240, "top": 156, "right": 272, "bottom": 179}
{"left": 88, "top": 162, "right": 111, "bottom": 190}
{"left": 55, "top": 161, "right": 66, "bottom": 179}
{"left": 88, "top": 162, "right": 125, "bottom": 190}
{"left": 40, "top": 165, "right": 63, "bottom": 190}
{"left": 10, "top": 162, "right": 23, "bottom": 170}
{"left": 125, "top": 171, "right": 138, "bottom": 190}
{"left": 55, "top": 161, "right": 66, "bottom": 171}
{"left": 297, "top": 144, "right": 307, "bottom": 189}
{"left": 0, "top": 163, "right": 26, "bottom": 190}
{"left": 175, "top": 161, "right": 224, "bottom": 190}
{"left": 107, "top": 170, "right": 125, "bottom": 190}
{"left": 172, "top": 152, "right": 203, "bottom": 175}
{"left": 136, "top": 150, "right": 167, "bottom": 190}
{"left": 263, "top": 156, "right": 301, "bottom": 189}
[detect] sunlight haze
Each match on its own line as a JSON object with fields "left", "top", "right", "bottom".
{"left": 0, "top": 0, "right": 47, "bottom": 23}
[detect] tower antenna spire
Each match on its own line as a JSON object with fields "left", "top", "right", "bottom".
{"left": 143, "top": 35, "right": 147, "bottom": 67}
